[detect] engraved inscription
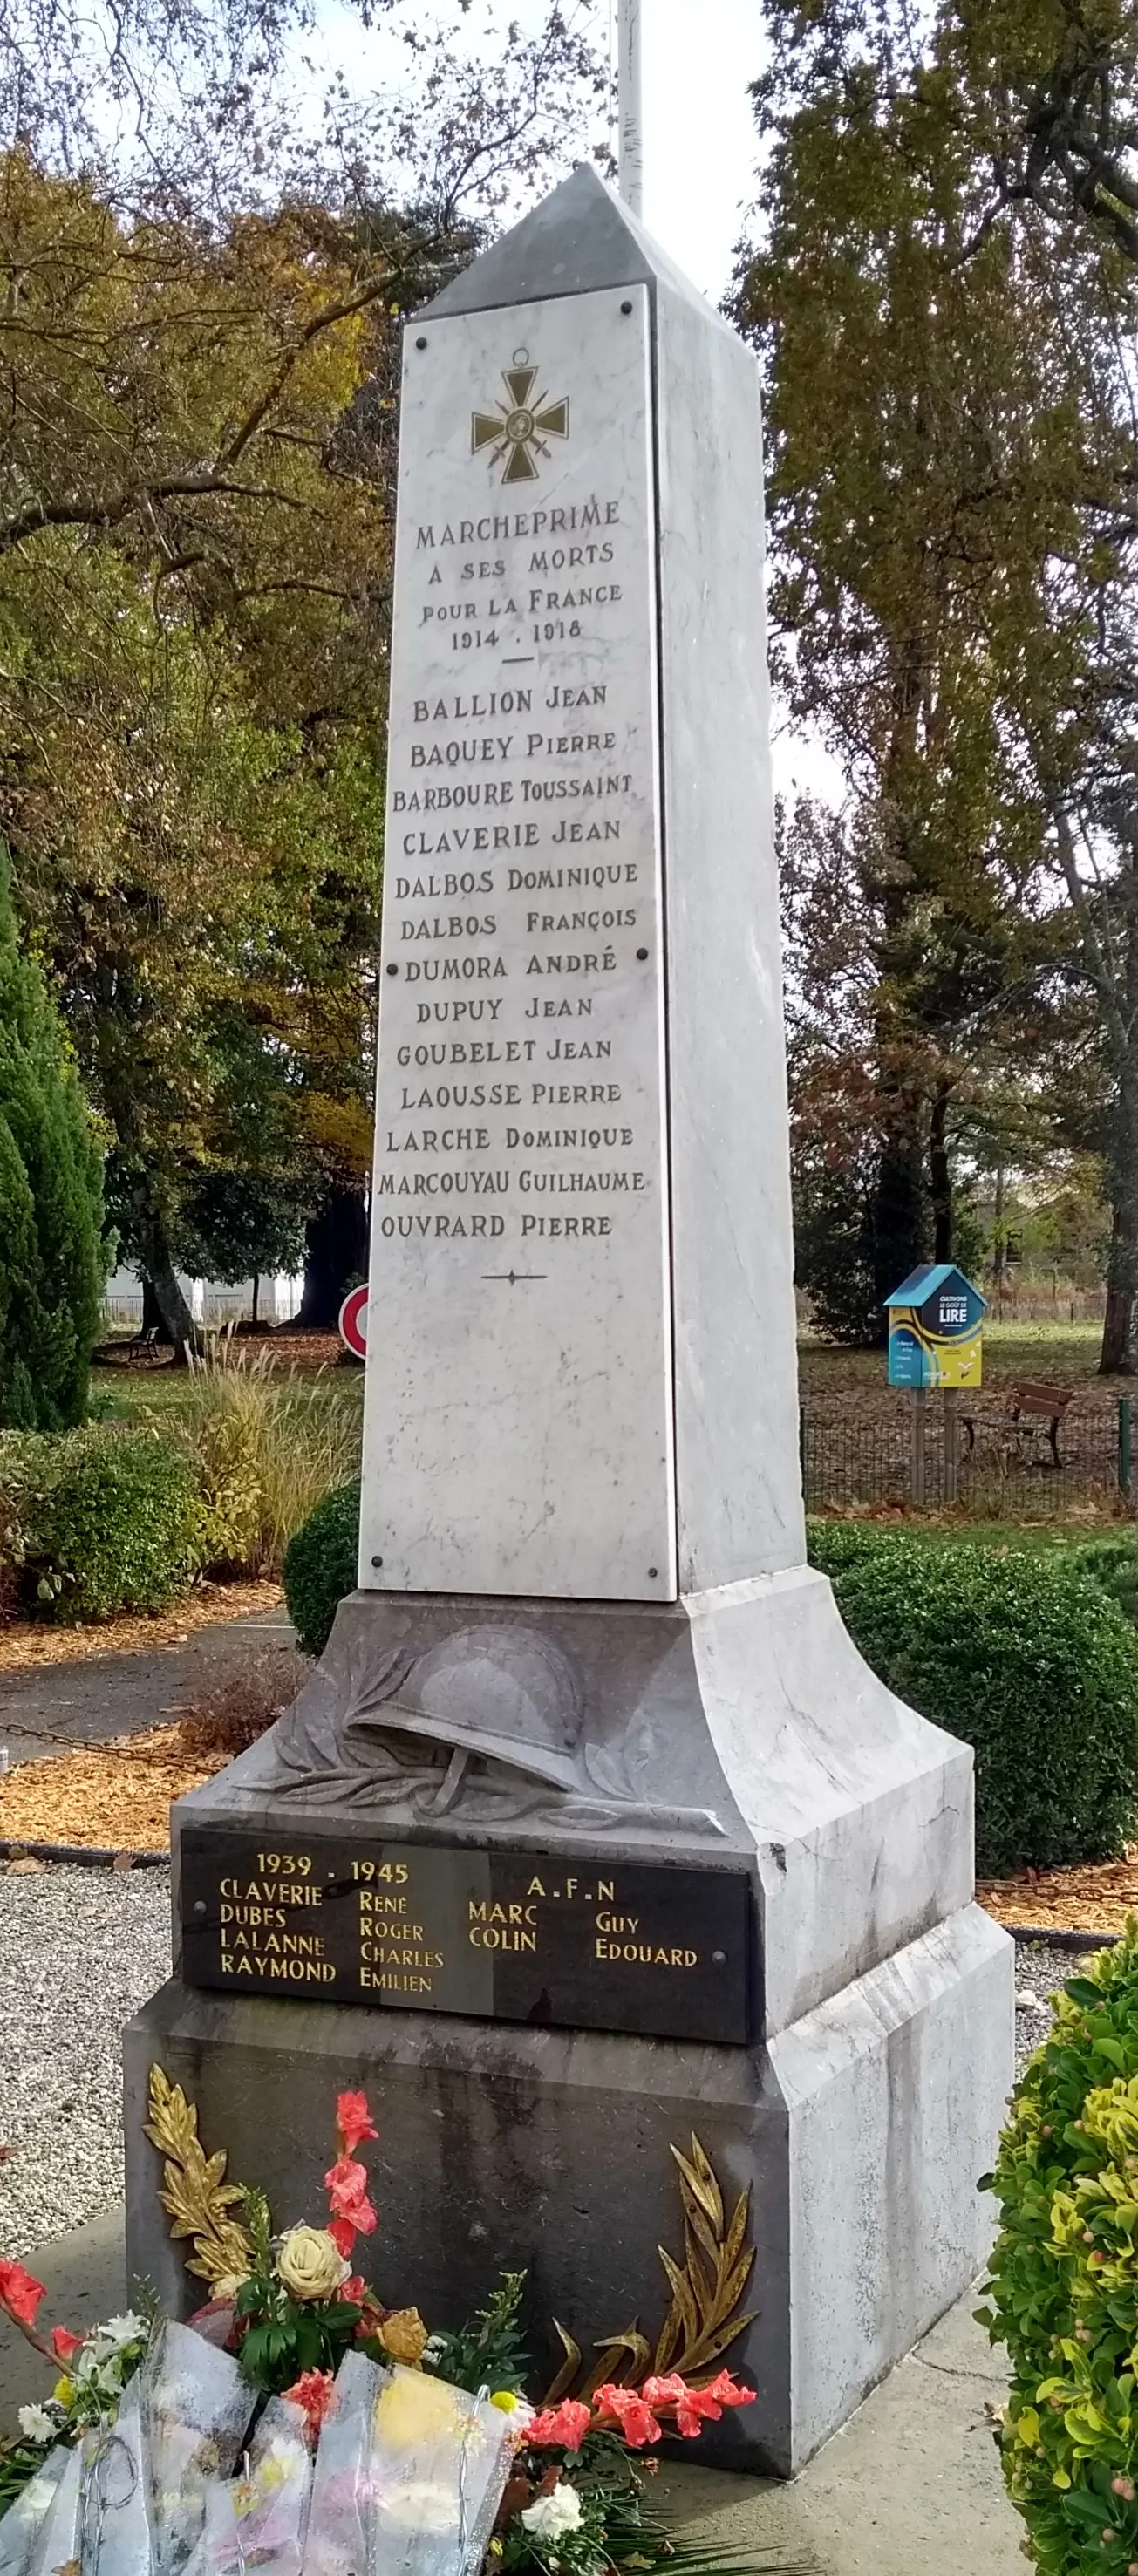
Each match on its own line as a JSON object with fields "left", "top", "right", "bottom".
{"left": 361, "top": 283, "right": 674, "bottom": 1598}
{"left": 181, "top": 1829, "right": 751, "bottom": 2044}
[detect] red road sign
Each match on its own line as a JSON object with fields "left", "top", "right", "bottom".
{"left": 338, "top": 1285, "right": 368, "bottom": 1359}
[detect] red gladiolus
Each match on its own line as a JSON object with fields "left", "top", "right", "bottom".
{"left": 325, "top": 2155, "right": 377, "bottom": 2238}
{"left": 336, "top": 2092, "right": 378, "bottom": 2155}
{"left": 0, "top": 2261, "right": 45, "bottom": 2329}
{"left": 328, "top": 2216, "right": 357, "bottom": 2260}
{"left": 700, "top": 2370, "right": 755, "bottom": 2410}
{"left": 641, "top": 2368, "right": 755, "bottom": 2436}
{"left": 592, "top": 2385, "right": 664, "bottom": 2448}
{"left": 49, "top": 2327, "right": 84, "bottom": 2364}
{"left": 640, "top": 2375, "right": 688, "bottom": 2408}
{"left": 526, "top": 2398, "right": 593, "bottom": 2450}
{"left": 284, "top": 2368, "right": 337, "bottom": 2434}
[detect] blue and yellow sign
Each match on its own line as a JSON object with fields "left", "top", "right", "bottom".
{"left": 885, "top": 1263, "right": 986, "bottom": 1390}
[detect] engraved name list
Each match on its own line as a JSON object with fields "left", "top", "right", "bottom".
{"left": 361, "top": 285, "right": 676, "bottom": 1598}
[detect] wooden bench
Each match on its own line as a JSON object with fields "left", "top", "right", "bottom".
{"left": 964, "top": 1380, "right": 1075, "bottom": 1468}
{"left": 125, "top": 1321, "right": 164, "bottom": 1362}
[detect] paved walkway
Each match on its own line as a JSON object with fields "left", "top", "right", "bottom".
{"left": 0, "top": 2218, "right": 1022, "bottom": 2575}
{"left": 655, "top": 2293, "right": 1021, "bottom": 2573}
{"left": 0, "top": 1611, "right": 297, "bottom": 1768}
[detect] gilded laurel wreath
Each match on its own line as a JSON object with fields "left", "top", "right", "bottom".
{"left": 143, "top": 2071, "right": 755, "bottom": 2393}
{"left": 544, "top": 2134, "right": 756, "bottom": 2402}
{"left": 143, "top": 2065, "right": 255, "bottom": 2291}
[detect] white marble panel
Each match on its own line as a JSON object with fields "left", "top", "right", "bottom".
{"left": 360, "top": 286, "right": 675, "bottom": 1599}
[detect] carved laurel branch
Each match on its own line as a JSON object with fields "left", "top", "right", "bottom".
{"left": 544, "top": 2132, "right": 755, "bottom": 2402}
{"left": 143, "top": 2065, "right": 255, "bottom": 2291}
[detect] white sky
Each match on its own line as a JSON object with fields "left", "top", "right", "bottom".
{"left": 637, "top": 0, "right": 764, "bottom": 296}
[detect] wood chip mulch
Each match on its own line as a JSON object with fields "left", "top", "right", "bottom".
{"left": 0, "top": 1721, "right": 231, "bottom": 1849}
{"left": 0, "top": 1580, "right": 283, "bottom": 1673}
{"left": 979, "top": 1857, "right": 1138, "bottom": 1938}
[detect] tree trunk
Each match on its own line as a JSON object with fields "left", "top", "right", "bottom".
{"left": 296, "top": 1185, "right": 369, "bottom": 1329}
{"left": 1101, "top": 1207, "right": 1138, "bottom": 1373}
{"left": 869, "top": 1128, "right": 927, "bottom": 1317}
{"left": 929, "top": 1083, "right": 952, "bottom": 1263}
{"left": 129, "top": 1186, "right": 198, "bottom": 1360}
{"left": 140, "top": 1275, "right": 170, "bottom": 1340}
{"left": 992, "top": 1165, "right": 1005, "bottom": 1303}
{"left": 1100, "top": 903, "right": 1138, "bottom": 1376}
{"left": 251, "top": 1272, "right": 260, "bottom": 1328}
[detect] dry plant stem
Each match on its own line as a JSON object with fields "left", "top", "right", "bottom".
{"left": 0, "top": 2303, "right": 58, "bottom": 2365}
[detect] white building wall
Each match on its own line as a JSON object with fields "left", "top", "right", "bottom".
{"left": 102, "top": 1267, "right": 303, "bottom": 1327}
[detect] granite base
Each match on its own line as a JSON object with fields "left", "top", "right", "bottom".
{"left": 123, "top": 1902, "right": 1012, "bottom": 2477}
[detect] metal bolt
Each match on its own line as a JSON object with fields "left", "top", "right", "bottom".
{"left": 637, "top": 946, "right": 649, "bottom": 961}
{"left": 386, "top": 963, "right": 398, "bottom": 975}
{"left": 416, "top": 335, "right": 427, "bottom": 349}
{"left": 620, "top": 299, "right": 633, "bottom": 315}
{"left": 194, "top": 1900, "right": 206, "bottom": 1914}
{"left": 648, "top": 1565, "right": 658, "bottom": 1577}
{"left": 371, "top": 1555, "right": 384, "bottom": 1568}
{"left": 712, "top": 1949, "right": 726, "bottom": 1965}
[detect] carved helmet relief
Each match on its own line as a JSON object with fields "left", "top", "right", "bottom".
{"left": 350, "top": 1622, "right": 587, "bottom": 1797}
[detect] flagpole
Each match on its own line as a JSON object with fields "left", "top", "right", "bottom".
{"left": 617, "top": 0, "right": 644, "bottom": 215}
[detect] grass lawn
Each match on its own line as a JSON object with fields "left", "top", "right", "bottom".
{"left": 799, "top": 1317, "right": 1110, "bottom": 1400}
{"left": 91, "top": 1357, "right": 365, "bottom": 1428}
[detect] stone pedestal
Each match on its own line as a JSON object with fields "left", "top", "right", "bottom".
{"left": 126, "top": 1567, "right": 1012, "bottom": 2473}
{"left": 123, "top": 162, "right": 1014, "bottom": 2475}
{"left": 126, "top": 1903, "right": 1008, "bottom": 2477}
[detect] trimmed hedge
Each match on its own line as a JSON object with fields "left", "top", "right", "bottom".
{"left": 1075, "top": 1534, "right": 1138, "bottom": 1633}
{"left": 980, "top": 1921, "right": 1138, "bottom": 2573}
{"left": 808, "top": 1522, "right": 1138, "bottom": 1877}
{"left": 24, "top": 1430, "right": 201, "bottom": 1620}
{"left": 283, "top": 1477, "right": 360, "bottom": 1658}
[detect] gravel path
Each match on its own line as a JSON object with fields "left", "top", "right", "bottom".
{"left": 0, "top": 1864, "right": 171, "bottom": 2253}
{"left": 1013, "top": 1937, "right": 1101, "bottom": 2075}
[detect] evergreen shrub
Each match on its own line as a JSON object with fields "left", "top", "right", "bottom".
{"left": 23, "top": 1430, "right": 200, "bottom": 1620}
{"left": 808, "top": 1522, "right": 1138, "bottom": 1876}
{"left": 0, "top": 847, "right": 106, "bottom": 1428}
{"left": 980, "top": 1921, "right": 1138, "bottom": 2574}
{"left": 1076, "top": 1536, "right": 1138, "bottom": 1635}
{"left": 283, "top": 1477, "right": 360, "bottom": 1657}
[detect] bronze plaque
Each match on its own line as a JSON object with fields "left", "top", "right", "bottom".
{"left": 179, "top": 1826, "right": 751, "bottom": 2044}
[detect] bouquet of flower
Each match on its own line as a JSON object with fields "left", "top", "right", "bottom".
{"left": 0, "top": 2089, "right": 757, "bottom": 2576}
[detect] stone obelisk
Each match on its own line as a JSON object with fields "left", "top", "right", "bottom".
{"left": 125, "top": 167, "right": 1013, "bottom": 2476}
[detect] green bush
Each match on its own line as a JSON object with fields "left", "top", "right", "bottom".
{"left": 283, "top": 1477, "right": 360, "bottom": 1657}
{"left": 1076, "top": 1536, "right": 1138, "bottom": 1634}
{"left": 979, "top": 1922, "right": 1138, "bottom": 2573}
{"left": 808, "top": 1521, "right": 1138, "bottom": 1876}
{"left": 24, "top": 1429, "right": 200, "bottom": 1620}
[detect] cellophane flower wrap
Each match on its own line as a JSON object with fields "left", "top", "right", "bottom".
{"left": 0, "top": 2085, "right": 756, "bottom": 2576}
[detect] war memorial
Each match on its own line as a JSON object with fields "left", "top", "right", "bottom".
{"left": 123, "top": 163, "right": 1015, "bottom": 2477}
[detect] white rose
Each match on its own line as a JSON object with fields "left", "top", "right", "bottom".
{"left": 521, "top": 2483, "right": 583, "bottom": 2542}
{"left": 17, "top": 2405, "right": 57, "bottom": 2444}
{"left": 276, "top": 2227, "right": 348, "bottom": 2302}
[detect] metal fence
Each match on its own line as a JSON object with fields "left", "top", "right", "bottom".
{"left": 800, "top": 1399, "right": 1134, "bottom": 1518}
